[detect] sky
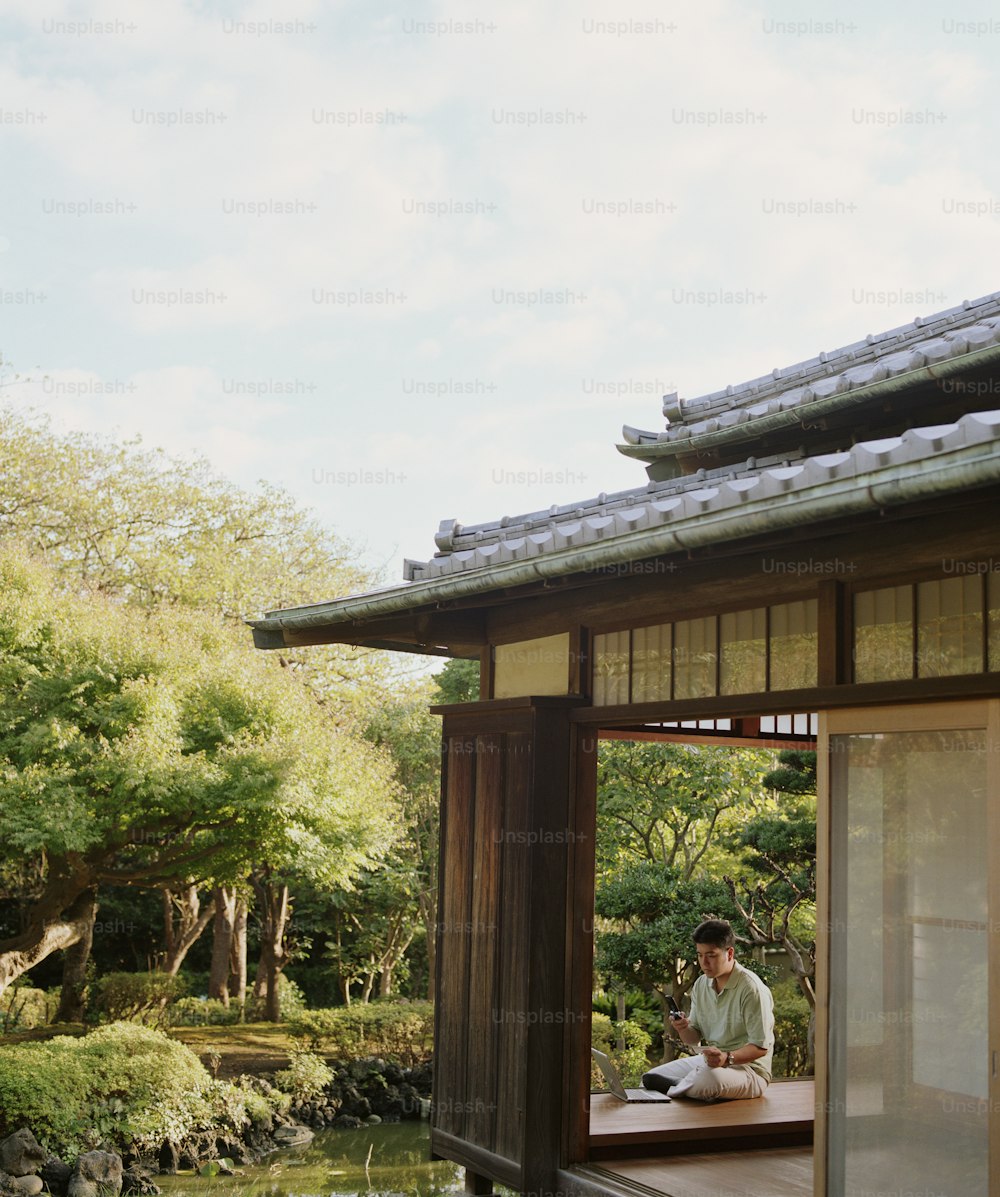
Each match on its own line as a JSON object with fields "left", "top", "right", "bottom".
{"left": 3, "top": 0, "right": 1000, "bottom": 611}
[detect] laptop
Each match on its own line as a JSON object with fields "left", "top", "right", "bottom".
{"left": 591, "top": 1048, "right": 671, "bottom": 1103}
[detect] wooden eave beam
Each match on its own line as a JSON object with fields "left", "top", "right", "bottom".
{"left": 253, "top": 607, "right": 487, "bottom": 655}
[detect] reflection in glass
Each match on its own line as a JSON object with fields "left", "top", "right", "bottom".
{"left": 632, "top": 623, "right": 671, "bottom": 702}
{"left": 829, "top": 728, "right": 988, "bottom": 1197}
{"left": 853, "top": 586, "right": 913, "bottom": 683}
{"left": 769, "top": 599, "right": 818, "bottom": 690}
{"left": 917, "top": 577, "right": 983, "bottom": 677}
{"left": 592, "top": 631, "right": 630, "bottom": 706}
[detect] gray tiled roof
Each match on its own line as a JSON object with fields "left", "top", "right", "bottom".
{"left": 620, "top": 290, "right": 1000, "bottom": 462}
{"left": 253, "top": 294, "right": 1000, "bottom": 643}
{"left": 404, "top": 407, "right": 1000, "bottom": 582}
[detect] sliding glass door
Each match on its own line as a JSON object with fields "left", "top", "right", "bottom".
{"left": 823, "top": 704, "right": 999, "bottom": 1197}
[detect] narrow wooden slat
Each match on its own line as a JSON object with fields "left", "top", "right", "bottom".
{"left": 433, "top": 734, "right": 475, "bottom": 1140}
{"left": 564, "top": 726, "right": 599, "bottom": 1167}
{"left": 467, "top": 733, "right": 504, "bottom": 1149}
{"left": 494, "top": 731, "right": 532, "bottom": 1162}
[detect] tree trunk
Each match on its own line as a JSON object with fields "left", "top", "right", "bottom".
{"left": 361, "top": 965, "right": 376, "bottom": 1004}
{"left": 377, "top": 915, "right": 414, "bottom": 999}
{"left": 417, "top": 889, "right": 437, "bottom": 1002}
{"left": 250, "top": 869, "right": 290, "bottom": 1022}
{"left": 231, "top": 896, "right": 248, "bottom": 1013}
{"left": 159, "top": 885, "right": 214, "bottom": 975}
{"left": 54, "top": 889, "right": 98, "bottom": 1022}
{"left": 208, "top": 887, "right": 238, "bottom": 1005}
{"left": 0, "top": 862, "right": 93, "bottom": 1001}
{"left": 379, "top": 961, "right": 394, "bottom": 998}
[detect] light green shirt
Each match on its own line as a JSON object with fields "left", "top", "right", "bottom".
{"left": 689, "top": 960, "right": 775, "bottom": 1081}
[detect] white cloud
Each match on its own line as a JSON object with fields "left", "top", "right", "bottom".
{"left": 3, "top": 0, "right": 999, "bottom": 582}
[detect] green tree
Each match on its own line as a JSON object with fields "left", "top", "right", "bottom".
{"left": 0, "top": 549, "right": 397, "bottom": 1003}
{"left": 596, "top": 740, "right": 773, "bottom": 882}
{"left": 0, "top": 407, "right": 418, "bottom": 1004}
{"left": 361, "top": 682, "right": 441, "bottom": 999}
{"left": 593, "top": 740, "right": 775, "bottom": 1057}
{"left": 595, "top": 863, "right": 738, "bottom": 1006}
{"left": 431, "top": 657, "right": 480, "bottom": 704}
{"left": 724, "top": 750, "right": 818, "bottom": 1060}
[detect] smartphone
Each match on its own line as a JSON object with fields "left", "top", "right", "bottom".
{"left": 666, "top": 996, "right": 683, "bottom": 1021}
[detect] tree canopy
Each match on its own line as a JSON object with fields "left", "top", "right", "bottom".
{"left": 0, "top": 548, "right": 399, "bottom": 999}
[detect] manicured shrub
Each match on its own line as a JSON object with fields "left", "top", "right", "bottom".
{"left": 0, "top": 1021, "right": 275, "bottom": 1157}
{"left": 0, "top": 984, "right": 56, "bottom": 1032}
{"left": 286, "top": 1000, "right": 434, "bottom": 1064}
{"left": 166, "top": 996, "right": 242, "bottom": 1026}
{"left": 91, "top": 972, "right": 189, "bottom": 1027}
{"left": 0, "top": 1036, "right": 91, "bottom": 1149}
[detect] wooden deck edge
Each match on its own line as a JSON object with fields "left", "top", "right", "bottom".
{"left": 590, "top": 1128, "right": 814, "bottom": 1160}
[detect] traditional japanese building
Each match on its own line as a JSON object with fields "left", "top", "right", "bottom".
{"left": 251, "top": 292, "right": 1000, "bottom": 1197}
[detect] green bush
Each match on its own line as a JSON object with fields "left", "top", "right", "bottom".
{"left": 591, "top": 1013, "right": 652, "bottom": 1088}
{"left": 274, "top": 1050, "right": 333, "bottom": 1100}
{"left": 1, "top": 984, "right": 56, "bottom": 1033}
{"left": 91, "top": 972, "right": 189, "bottom": 1028}
{"left": 247, "top": 974, "right": 307, "bottom": 1022}
{"left": 287, "top": 1000, "right": 434, "bottom": 1064}
{"left": 771, "top": 978, "right": 812, "bottom": 1078}
{"left": 167, "top": 997, "right": 242, "bottom": 1027}
{"left": 0, "top": 1022, "right": 276, "bottom": 1157}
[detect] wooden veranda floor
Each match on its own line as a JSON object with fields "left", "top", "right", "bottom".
{"left": 585, "top": 1146, "right": 813, "bottom": 1197}
{"left": 589, "top": 1078, "right": 814, "bottom": 1159}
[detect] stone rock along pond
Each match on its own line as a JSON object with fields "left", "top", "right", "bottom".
{"left": 156, "top": 1121, "right": 464, "bottom": 1197}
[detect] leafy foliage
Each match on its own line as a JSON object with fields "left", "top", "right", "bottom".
{"left": 286, "top": 1000, "right": 434, "bottom": 1064}
{"left": 0, "top": 549, "right": 400, "bottom": 997}
{"left": 1, "top": 983, "right": 56, "bottom": 1032}
{"left": 0, "top": 1023, "right": 216, "bottom": 1154}
{"left": 273, "top": 1049, "right": 333, "bottom": 1099}
{"left": 595, "top": 864, "right": 738, "bottom": 1000}
{"left": 431, "top": 658, "right": 480, "bottom": 705}
{"left": 591, "top": 1013, "right": 652, "bottom": 1087}
{"left": 91, "top": 972, "right": 188, "bottom": 1027}
{"left": 596, "top": 740, "right": 772, "bottom": 881}
{"left": 166, "top": 996, "right": 242, "bottom": 1027}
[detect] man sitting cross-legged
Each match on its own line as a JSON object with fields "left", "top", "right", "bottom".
{"left": 642, "top": 918, "right": 774, "bottom": 1102}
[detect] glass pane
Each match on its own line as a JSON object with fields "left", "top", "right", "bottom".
{"left": 769, "top": 599, "right": 818, "bottom": 689}
{"left": 917, "top": 577, "right": 983, "bottom": 677}
{"left": 720, "top": 607, "right": 766, "bottom": 694}
{"left": 592, "top": 631, "right": 629, "bottom": 705}
{"left": 989, "top": 570, "right": 1000, "bottom": 671}
{"left": 829, "top": 728, "right": 988, "bottom": 1197}
{"left": 632, "top": 623, "right": 671, "bottom": 703}
{"left": 672, "top": 616, "right": 717, "bottom": 699}
{"left": 853, "top": 586, "right": 913, "bottom": 683}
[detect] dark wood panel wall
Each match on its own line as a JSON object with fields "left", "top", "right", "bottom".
{"left": 432, "top": 698, "right": 590, "bottom": 1194}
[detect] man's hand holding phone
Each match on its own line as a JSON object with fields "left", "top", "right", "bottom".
{"left": 666, "top": 996, "right": 691, "bottom": 1034}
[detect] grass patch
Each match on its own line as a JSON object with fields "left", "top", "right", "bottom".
{"left": 168, "top": 1023, "right": 300, "bottom": 1078}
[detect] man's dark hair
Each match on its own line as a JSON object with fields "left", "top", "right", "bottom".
{"left": 692, "top": 918, "right": 735, "bottom": 950}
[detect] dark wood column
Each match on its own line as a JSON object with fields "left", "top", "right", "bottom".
{"left": 431, "top": 696, "right": 592, "bottom": 1196}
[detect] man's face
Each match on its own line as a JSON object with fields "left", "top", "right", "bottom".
{"left": 696, "top": 941, "right": 734, "bottom": 979}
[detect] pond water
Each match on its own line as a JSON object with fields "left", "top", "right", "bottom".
{"left": 157, "top": 1123, "right": 464, "bottom": 1197}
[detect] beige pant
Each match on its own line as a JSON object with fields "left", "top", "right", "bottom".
{"left": 642, "top": 1054, "right": 769, "bottom": 1101}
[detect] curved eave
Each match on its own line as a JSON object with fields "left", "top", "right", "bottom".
{"left": 250, "top": 428, "right": 1000, "bottom": 650}
{"left": 616, "top": 342, "right": 1000, "bottom": 465}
